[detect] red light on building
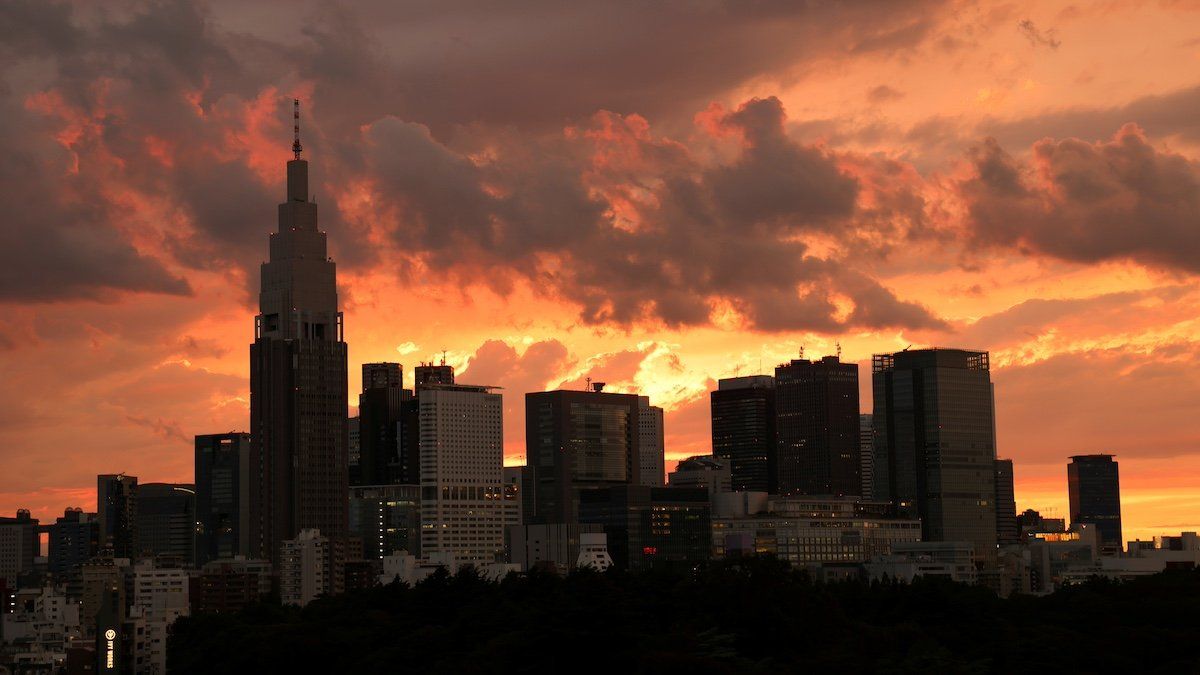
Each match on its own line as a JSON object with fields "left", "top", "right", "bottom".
{"left": 642, "top": 546, "right": 657, "bottom": 556}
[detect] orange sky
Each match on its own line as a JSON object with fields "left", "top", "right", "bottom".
{"left": 2, "top": 0, "right": 1200, "bottom": 543}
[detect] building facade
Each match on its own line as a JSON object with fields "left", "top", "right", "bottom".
{"left": 526, "top": 388, "right": 641, "bottom": 524}
{"left": 248, "top": 116, "right": 349, "bottom": 568}
{"left": 1068, "top": 454, "right": 1123, "bottom": 556}
{"left": 136, "top": 483, "right": 195, "bottom": 564}
{"left": 47, "top": 508, "right": 98, "bottom": 579}
{"left": 418, "top": 384, "right": 506, "bottom": 566}
{"left": 357, "top": 363, "right": 418, "bottom": 486}
{"left": 97, "top": 474, "right": 138, "bottom": 559}
{"left": 995, "top": 459, "right": 1019, "bottom": 546}
{"left": 859, "top": 414, "right": 874, "bottom": 499}
{"left": 710, "top": 375, "right": 776, "bottom": 493}
{"left": 348, "top": 484, "right": 421, "bottom": 560}
{"left": 280, "top": 529, "right": 333, "bottom": 607}
{"left": 578, "top": 485, "right": 710, "bottom": 570}
{"left": 872, "top": 348, "right": 998, "bottom": 562}
{"left": 195, "top": 432, "right": 251, "bottom": 566}
{"left": 637, "top": 396, "right": 665, "bottom": 487}
{"left": 774, "top": 355, "right": 860, "bottom": 497}
{"left": 667, "top": 455, "right": 732, "bottom": 500}
{"left": 0, "top": 511, "right": 39, "bottom": 583}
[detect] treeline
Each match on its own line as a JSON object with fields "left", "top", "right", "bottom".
{"left": 168, "top": 559, "right": 1200, "bottom": 673}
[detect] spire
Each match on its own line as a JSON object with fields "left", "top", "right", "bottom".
{"left": 292, "top": 98, "right": 303, "bottom": 160}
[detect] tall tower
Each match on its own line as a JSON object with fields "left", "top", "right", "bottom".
{"left": 774, "top": 355, "right": 860, "bottom": 497}
{"left": 1067, "top": 454, "right": 1122, "bottom": 555}
{"left": 249, "top": 100, "right": 349, "bottom": 567}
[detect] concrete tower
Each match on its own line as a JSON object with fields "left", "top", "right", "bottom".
{"left": 249, "top": 100, "right": 349, "bottom": 568}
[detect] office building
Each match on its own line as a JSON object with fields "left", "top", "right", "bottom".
{"left": 667, "top": 455, "right": 732, "bottom": 500}
{"left": 637, "top": 396, "right": 665, "bottom": 486}
{"left": 132, "top": 560, "right": 189, "bottom": 675}
{"left": 866, "top": 541, "right": 978, "bottom": 585}
{"left": 358, "top": 363, "right": 419, "bottom": 486}
{"left": 348, "top": 484, "right": 420, "bottom": 560}
{"left": 0, "top": 511, "right": 39, "bottom": 583}
{"left": 502, "top": 466, "right": 525, "bottom": 528}
{"left": 280, "top": 529, "right": 333, "bottom": 607}
{"left": 248, "top": 104, "right": 350, "bottom": 569}
{"left": 190, "top": 557, "right": 272, "bottom": 615}
{"left": 414, "top": 362, "right": 454, "bottom": 388}
{"left": 47, "top": 508, "right": 99, "bottom": 578}
{"left": 859, "top": 414, "right": 874, "bottom": 498}
{"left": 995, "top": 459, "right": 1019, "bottom": 546}
{"left": 872, "top": 348, "right": 998, "bottom": 561}
{"left": 710, "top": 375, "right": 776, "bottom": 493}
{"left": 527, "top": 387, "right": 641, "bottom": 524}
{"left": 348, "top": 416, "right": 361, "bottom": 484}
{"left": 136, "top": 483, "right": 195, "bottom": 563}
{"left": 713, "top": 497, "right": 921, "bottom": 566}
{"left": 505, "top": 523, "right": 605, "bottom": 573}
{"left": 578, "top": 485, "right": 710, "bottom": 570}
{"left": 1068, "top": 454, "right": 1123, "bottom": 556}
{"left": 774, "top": 355, "right": 860, "bottom": 496}
{"left": 97, "top": 474, "right": 138, "bottom": 559}
{"left": 195, "top": 432, "right": 251, "bottom": 566}
{"left": 419, "top": 383, "right": 506, "bottom": 566}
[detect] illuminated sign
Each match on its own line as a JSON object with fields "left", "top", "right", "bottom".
{"left": 105, "top": 628, "right": 117, "bottom": 669}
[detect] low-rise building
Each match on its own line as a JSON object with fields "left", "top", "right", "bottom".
{"left": 866, "top": 541, "right": 978, "bottom": 585}
{"left": 579, "top": 486, "right": 711, "bottom": 570}
{"left": 280, "top": 529, "right": 332, "bottom": 607}
{"left": 190, "top": 557, "right": 272, "bottom": 614}
{"left": 506, "top": 523, "right": 604, "bottom": 573}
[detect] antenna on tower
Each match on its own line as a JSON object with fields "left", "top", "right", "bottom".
{"left": 799, "top": 345, "right": 805, "bottom": 359}
{"left": 441, "top": 349, "right": 447, "bottom": 366}
{"left": 836, "top": 341, "right": 842, "bottom": 359}
{"left": 292, "top": 99, "right": 303, "bottom": 160}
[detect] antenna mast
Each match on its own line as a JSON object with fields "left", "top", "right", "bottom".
{"left": 292, "top": 99, "right": 303, "bottom": 160}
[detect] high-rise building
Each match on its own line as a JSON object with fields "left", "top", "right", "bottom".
{"left": 774, "top": 355, "right": 860, "bottom": 497}
{"left": 136, "top": 483, "right": 195, "bottom": 564}
{"left": 859, "top": 414, "right": 875, "bottom": 498}
{"left": 526, "top": 388, "right": 642, "bottom": 524}
{"left": 348, "top": 416, "right": 361, "bottom": 485}
{"left": 414, "top": 362, "right": 455, "bottom": 388}
{"left": 637, "top": 397, "right": 665, "bottom": 487}
{"left": 667, "top": 455, "right": 732, "bottom": 500}
{"left": 195, "top": 433, "right": 251, "bottom": 566}
{"left": 248, "top": 102, "right": 349, "bottom": 569}
{"left": 279, "top": 529, "right": 332, "bottom": 607}
{"left": 47, "top": 508, "right": 99, "bottom": 578}
{"left": 1068, "top": 454, "right": 1122, "bottom": 556}
{"left": 357, "top": 363, "right": 417, "bottom": 485}
{"left": 994, "top": 459, "right": 1019, "bottom": 546}
{"left": 710, "top": 375, "right": 776, "bottom": 493}
{"left": 97, "top": 474, "right": 138, "bottom": 559}
{"left": 872, "top": 348, "right": 998, "bottom": 561}
{"left": 0, "top": 510, "right": 39, "bottom": 582}
{"left": 348, "top": 484, "right": 420, "bottom": 561}
{"left": 578, "top": 486, "right": 710, "bottom": 570}
{"left": 502, "top": 466, "right": 525, "bottom": 528}
{"left": 419, "top": 383, "right": 505, "bottom": 566}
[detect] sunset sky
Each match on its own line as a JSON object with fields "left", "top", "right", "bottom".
{"left": 2, "top": 0, "right": 1200, "bottom": 541}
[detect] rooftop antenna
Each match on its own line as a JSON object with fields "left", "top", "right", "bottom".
{"left": 799, "top": 345, "right": 805, "bottom": 359}
{"left": 585, "top": 377, "right": 592, "bottom": 392}
{"left": 292, "top": 99, "right": 303, "bottom": 160}
{"left": 836, "top": 341, "right": 842, "bottom": 359}
{"left": 440, "top": 349, "right": 447, "bottom": 366}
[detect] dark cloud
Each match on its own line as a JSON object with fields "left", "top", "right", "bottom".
{"left": 867, "top": 85, "right": 906, "bottom": 104}
{"left": 1017, "top": 19, "right": 1060, "bottom": 50}
{"left": 961, "top": 125, "right": 1200, "bottom": 272}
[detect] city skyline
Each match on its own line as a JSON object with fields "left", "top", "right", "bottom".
{"left": 4, "top": 1, "right": 1200, "bottom": 544}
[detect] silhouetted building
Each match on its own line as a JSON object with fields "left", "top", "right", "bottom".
{"left": 502, "top": 466, "right": 525, "bottom": 528}
{"left": 419, "top": 383, "right": 506, "bottom": 566}
{"left": 710, "top": 375, "right": 776, "bottom": 493}
{"left": 414, "top": 362, "right": 455, "bottom": 388}
{"left": 189, "top": 558, "right": 271, "bottom": 615}
{"left": 195, "top": 433, "right": 251, "bottom": 566}
{"left": 47, "top": 508, "right": 99, "bottom": 578}
{"left": 97, "top": 474, "right": 138, "bottom": 559}
{"left": 995, "top": 459, "right": 1019, "bottom": 546}
{"left": 0, "top": 510, "right": 39, "bottom": 583}
{"left": 637, "top": 397, "right": 665, "bottom": 486}
{"left": 348, "top": 484, "right": 420, "bottom": 560}
{"left": 775, "top": 355, "right": 860, "bottom": 496}
{"left": 357, "top": 363, "right": 418, "bottom": 485}
{"left": 872, "top": 348, "right": 997, "bottom": 561}
{"left": 859, "top": 414, "right": 875, "bottom": 498}
{"left": 136, "top": 484, "right": 195, "bottom": 563}
{"left": 526, "top": 388, "right": 642, "bottom": 524}
{"left": 1068, "top": 454, "right": 1122, "bottom": 556}
{"left": 348, "top": 416, "right": 360, "bottom": 485}
{"left": 248, "top": 105, "right": 349, "bottom": 569}
{"left": 578, "top": 485, "right": 710, "bottom": 570}
{"left": 505, "top": 523, "right": 604, "bottom": 573}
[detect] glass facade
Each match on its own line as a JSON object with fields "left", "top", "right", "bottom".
{"left": 1067, "top": 455, "right": 1122, "bottom": 555}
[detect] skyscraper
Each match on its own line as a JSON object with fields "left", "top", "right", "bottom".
{"left": 775, "top": 355, "right": 860, "bottom": 496}
{"left": 526, "top": 388, "right": 642, "bottom": 524}
{"left": 136, "top": 484, "right": 196, "bottom": 563}
{"left": 248, "top": 101, "right": 349, "bottom": 567}
{"left": 97, "top": 474, "right": 138, "bottom": 559}
{"left": 872, "top": 349, "right": 997, "bottom": 561}
{"left": 994, "top": 459, "right": 1018, "bottom": 546}
{"left": 414, "top": 362, "right": 455, "bottom": 388}
{"left": 195, "top": 433, "right": 251, "bottom": 566}
{"left": 418, "top": 383, "right": 506, "bottom": 566}
{"left": 47, "top": 508, "right": 99, "bottom": 578}
{"left": 357, "top": 363, "right": 416, "bottom": 486}
{"left": 637, "top": 396, "right": 665, "bottom": 487}
{"left": 0, "top": 511, "right": 39, "bottom": 582}
{"left": 710, "top": 375, "right": 776, "bottom": 493}
{"left": 1067, "top": 454, "right": 1122, "bottom": 555}
{"left": 859, "top": 414, "right": 875, "bottom": 498}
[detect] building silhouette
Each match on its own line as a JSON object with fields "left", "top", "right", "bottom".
{"left": 97, "top": 474, "right": 138, "bottom": 559}
{"left": 0, "top": 511, "right": 39, "bottom": 582}
{"left": 1068, "top": 454, "right": 1122, "bottom": 555}
{"left": 859, "top": 414, "right": 875, "bottom": 498}
{"left": 637, "top": 396, "right": 665, "bottom": 486}
{"left": 775, "top": 355, "right": 861, "bottom": 496}
{"left": 195, "top": 433, "right": 251, "bottom": 566}
{"left": 136, "top": 484, "right": 195, "bottom": 564}
{"left": 357, "top": 363, "right": 417, "bottom": 486}
{"left": 710, "top": 375, "right": 776, "bottom": 493}
{"left": 47, "top": 508, "right": 98, "bottom": 578}
{"left": 995, "top": 459, "right": 1019, "bottom": 546}
{"left": 526, "top": 387, "right": 642, "bottom": 524}
{"left": 578, "top": 485, "right": 710, "bottom": 570}
{"left": 872, "top": 348, "right": 998, "bottom": 562}
{"left": 248, "top": 103, "right": 349, "bottom": 568}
